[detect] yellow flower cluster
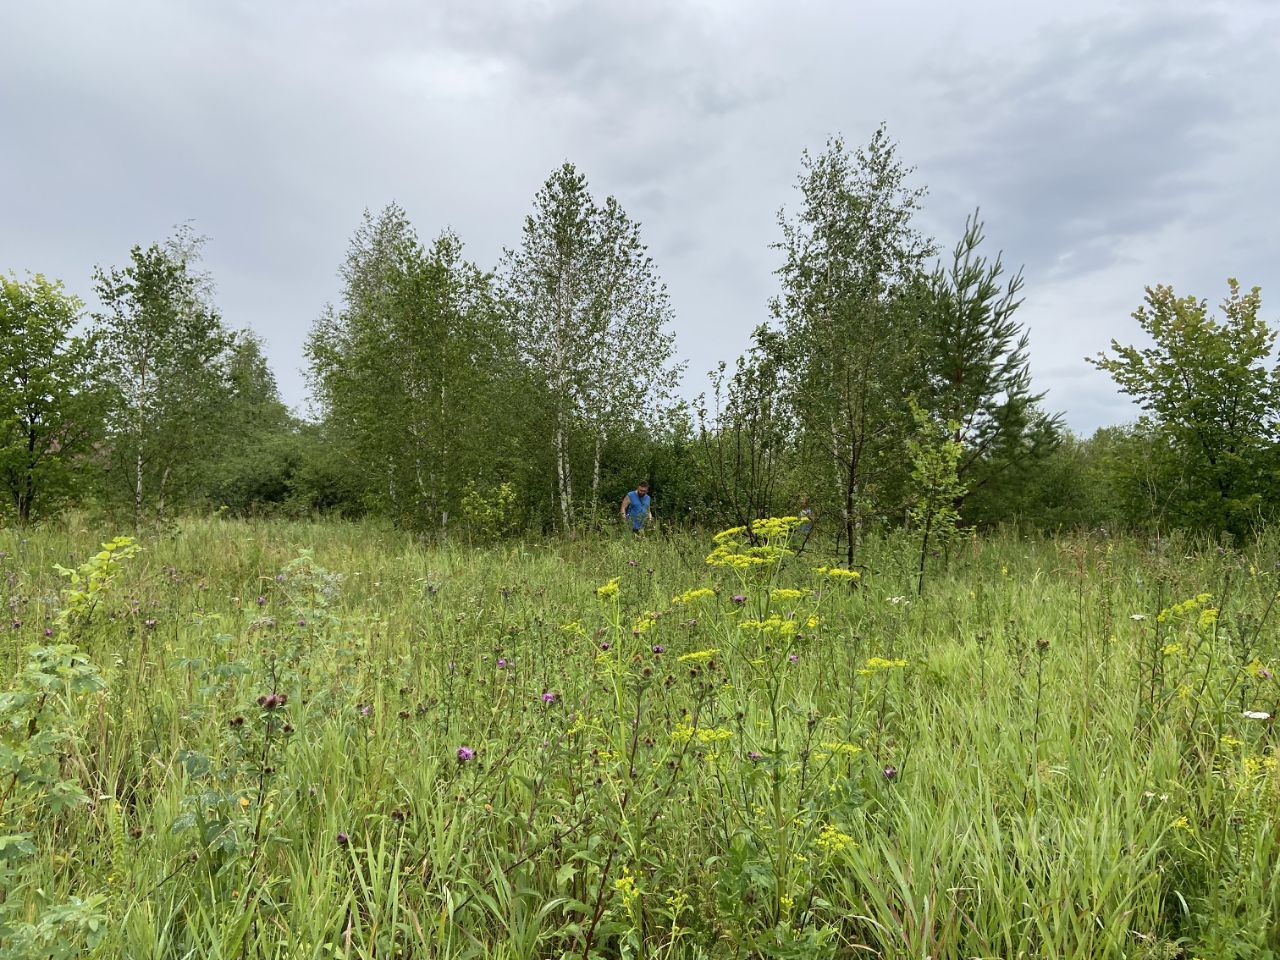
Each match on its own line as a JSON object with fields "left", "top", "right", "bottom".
{"left": 1220, "top": 735, "right": 1243, "bottom": 748}
{"left": 633, "top": 614, "right": 657, "bottom": 634}
{"left": 596, "top": 577, "right": 621, "bottom": 599}
{"left": 614, "top": 866, "right": 638, "bottom": 908}
{"left": 770, "top": 587, "right": 812, "bottom": 602}
{"left": 813, "top": 823, "right": 855, "bottom": 854}
{"left": 672, "top": 723, "right": 733, "bottom": 746}
{"left": 671, "top": 587, "right": 716, "bottom": 604}
{"left": 1160, "top": 643, "right": 1181, "bottom": 657}
{"left": 1243, "top": 755, "right": 1278, "bottom": 777}
{"left": 819, "top": 742, "right": 860, "bottom": 757}
{"left": 1156, "top": 593, "right": 1214, "bottom": 625}
{"left": 857, "top": 656, "right": 909, "bottom": 676}
{"left": 677, "top": 648, "right": 718, "bottom": 664}
{"left": 560, "top": 621, "right": 584, "bottom": 635}
{"left": 705, "top": 543, "right": 790, "bottom": 569}
{"left": 739, "top": 615, "right": 800, "bottom": 635}
{"left": 813, "top": 566, "right": 860, "bottom": 581}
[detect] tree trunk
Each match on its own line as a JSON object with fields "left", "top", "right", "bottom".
{"left": 554, "top": 419, "right": 573, "bottom": 533}
{"left": 589, "top": 432, "right": 602, "bottom": 529}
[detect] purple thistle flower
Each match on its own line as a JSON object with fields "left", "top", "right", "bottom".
{"left": 256, "top": 595, "right": 267, "bottom": 606}
{"left": 600, "top": 641, "right": 610, "bottom": 651}
{"left": 732, "top": 594, "right": 747, "bottom": 604}
{"left": 44, "top": 628, "right": 53, "bottom": 638}
{"left": 747, "top": 751, "right": 763, "bottom": 762}
{"left": 336, "top": 831, "right": 350, "bottom": 847}
{"left": 357, "top": 703, "right": 371, "bottom": 717}
{"left": 457, "top": 745, "right": 475, "bottom": 762}
{"left": 297, "top": 618, "right": 306, "bottom": 627}
{"left": 11, "top": 620, "right": 21, "bottom": 630}
{"left": 275, "top": 574, "right": 286, "bottom": 582}
{"left": 883, "top": 765, "right": 898, "bottom": 781}
{"left": 541, "top": 691, "right": 558, "bottom": 703}
{"left": 497, "top": 658, "right": 508, "bottom": 669}
{"left": 652, "top": 645, "right": 665, "bottom": 655}
{"left": 788, "top": 653, "right": 799, "bottom": 664}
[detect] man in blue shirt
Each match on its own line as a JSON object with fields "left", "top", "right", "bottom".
{"left": 620, "top": 481, "right": 653, "bottom": 534}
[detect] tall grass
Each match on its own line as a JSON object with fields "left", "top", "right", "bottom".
{"left": 1, "top": 517, "right": 1277, "bottom": 958}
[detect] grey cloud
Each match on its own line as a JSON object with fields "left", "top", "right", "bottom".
{"left": 1, "top": 0, "right": 1275, "bottom": 436}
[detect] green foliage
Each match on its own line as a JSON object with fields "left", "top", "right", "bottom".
{"left": 502, "top": 162, "right": 683, "bottom": 532}
{"left": 308, "top": 206, "right": 531, "bottom": 533}
{"left": 460, "top": 481, "right": 520, "bottom": 541}
{"left": 3, "top": 519, "right": 1278, "bottom": 957}
{"left": 770, "top": 126, "right": 934, "bottom": 563}
{"left": 905, "top": 400, "right": 966, "bottom": 593}
{"left": 917, "top": 212, "right": 1062, "bottom": 506}
{"left": 1090, "top": 280, "right": 1278, "bottom": 537}
{"left": 0, "top": 539, "right": 134, "bottom": 958}
{"left": 0, "top": 273, "right": 106, "bottom": 523}
{"left": 92, "top": 228, "right": 238, "bottom": 524}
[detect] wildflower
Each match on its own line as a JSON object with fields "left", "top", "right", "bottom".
{"left": 652, "top": 644, "right": 665, "bottom": 655}
{"left": 1160, "top": 643, "right": 1181, "bottom": 657}
{"left": 1243, "top": 710, "right": 1271, "bottom": 720}
{"left": 44, "top": 628, "right": 53, "bottom": 638}
{"left": 813, "top": 823, "right": 855, "bottom": 854}
{"left": 731, "top": 594, "right": 747, "bottom": 604}
{"left": 1221, "top": 735, "right": 1244, "bottom": 748}
{"left": 541, "top": 691, "right": 559, "bottom": 704}
{"left": 456, "top": 746, "right": 475, "bottom": 762}
{"left": 336, "top": 831, "right": 350, "bottom": 847}
{"left": 633, "top": 615, "right": 657, "bottom": 634}
{"left": 672, "top": 587, "right": 715, "bottom": 604}
{"left": 771, "top": 587, "right": 812, "bottom": 602}
{"left": 1169, "top": 815, "right": 1192, "bottom": 831}
{"left": 357, "top": 703, "right": 371, "bottom": 717}
{"left": 747, "top": 751, "right": 763, "bottom": 762}
{"left": 596, "top": 577, "right": 621, "bottom": 599}
{"left": 815, "top": 741, "right": 862, "bottom": 760}
{"left": 1246, "top": 659, "right": 1272, "bottom": 680}
{"left": 806, "top": 616, "right": 819, "bottom": 629}
{"left": 882, "top": 765, "right": 898, "bottom": 781}
{"left": 1129, "top": 614, "right": 1147, "bottom": 621}
{"left": 813, "top": 566, "right": 860, "bottom": 581}
{"left": 614, "top": 866, "right": 638, "bottom": 908}
{"left": 857, "top": 656, "right": 909, "bottom": 676}
{"left": 497, "top": 658, "right": 508, "bottom": 669}
{"left": 677, "top": 647, "right": 718, "bottom": 664}
{"left": 144, "top": 618, "right": 158, "bottom": 629}
{"left": 600, "top": 641, "right": 610, "bottom": 651}
{"left": 788, "top": 653, "right": 799, "bottom": 664}
{"left": 256, "top": 596, "right": 267, "bottom": 606}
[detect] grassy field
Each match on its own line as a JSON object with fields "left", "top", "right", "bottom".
{"left": 1, "top": 517, "right": 1278, "bottom": 959}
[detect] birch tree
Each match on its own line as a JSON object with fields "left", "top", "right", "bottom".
{"left": 308, "top": 205, "right": 521, "bottom": 531}
{"left": 93, "top": 229, "right": 233, "bottom": 525}
{"left": 771, "top": 128, "right": 933, "bottom": 563}
{"left": 502, "top": 163, "right": 680, "bottom": 532}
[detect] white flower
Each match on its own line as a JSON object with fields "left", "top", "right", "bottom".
{"left": 1242, "top": 710, "right": 1271, "bottom": 721}
{"left": 887, "top": 596, "right": 909, "bottom": 606}
{"left": 1129, "top": 614, "right": 1147, "bottom": 622}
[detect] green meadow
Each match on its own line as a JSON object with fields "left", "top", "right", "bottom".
{"left": 2, "top": 518, "right": 1278, "bottom": 958}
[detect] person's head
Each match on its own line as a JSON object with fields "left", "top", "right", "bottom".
{"left": 637, "top": 481, "right": 649, "bottom": 495}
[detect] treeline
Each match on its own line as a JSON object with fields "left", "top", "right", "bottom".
{"left": 2, "top": 128, "right": 1276, "bottom": 547}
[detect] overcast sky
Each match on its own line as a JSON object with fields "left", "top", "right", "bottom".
{"left": 3, "top": 0, "right": 1277, "bottom": 432}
